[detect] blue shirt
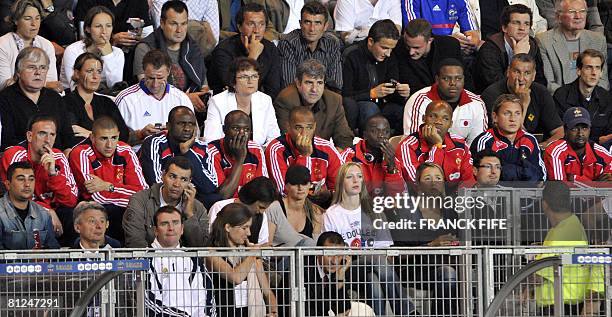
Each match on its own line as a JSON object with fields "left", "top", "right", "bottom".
{"left": 402, "top": 0, "right": 478, "bottom": 36}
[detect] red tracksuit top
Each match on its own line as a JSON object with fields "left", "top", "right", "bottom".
{"left": 69, "top": 139, "right": 148, "bottom": 208}
{"left": 341, "top": 139, "right": 406, "bottom": 196}
{"left": 544, "top": 139, "right": 612, "bottom": 182}
{"left": 207, "top": 138, "right": 268, "bottom": 198}
{"left": 0, "top": 146, "right": 78, "bottom": 209}
{"left": 266, "top": 134, "right": 344, "bottom": 194}
{"left": 396, "top": 129, "right": 475, "bottom": 183}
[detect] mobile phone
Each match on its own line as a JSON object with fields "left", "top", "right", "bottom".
{"left": 199, "top": 92, "right": 212, "bottom": 104}
{"left": 389, "top": 79, "right": 399, "bottom": 88}
{"left": 154, "top": 123, "right": 163, "bottom": 130}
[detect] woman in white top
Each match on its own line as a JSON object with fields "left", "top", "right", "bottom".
{"left": 0, "top": 0, "right": 59, "bottom": 91}
{"left": 60, "top": 6, "right": 124, "bottom": 91}
{"left": 324, "top": 162, "right": 416, "bottom": 316}
{"left": 204, "top": 57, "right": 280, "bottom": 146}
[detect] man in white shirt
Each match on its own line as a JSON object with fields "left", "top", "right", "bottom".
{"left": 145, "top": 205, "right": 217, "bottom": 317}
{"left": 404, "top": 58, "right": 487, "bottom": 146}
{"left": 115, "top": 49, "right": 193, "bottom": 146}
{"left": 334, "top": 0, "right": 402, "bottom": 44}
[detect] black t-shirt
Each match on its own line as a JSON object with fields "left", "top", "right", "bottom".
{"left": 14, "top": 204, "right": 29, "bottom": 223}
{"left": 481, "top": 80, "right": 563, "bottom": 137}
{"left": 479, "top": 0, "right": 509, "bottom": 39}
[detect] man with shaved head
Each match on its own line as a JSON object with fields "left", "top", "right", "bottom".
{"left": 397, "top": 100, "right": 475, "bottom": 184}
{"left": 207, "top": 110, "right": 267, "bottom": 198}
{"left": 139, "top": 106, "right": 221, "bottom": 208}
{"left": 266, "top": 107, "right": 343, "bottom": 195}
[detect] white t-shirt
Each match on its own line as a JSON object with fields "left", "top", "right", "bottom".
{"left": 324, "top": 203, "right": 392, "bottom": 248}
{"left": 115, "top": 83, "right": 194, "bottom": 132}
{"left": 208, "top": 198, "right": 269, "bottom": 245}
{"left": 334, "top": 0, "right": 402, "bottom": 32}
{"left": 283, "top": 0, "right": 304, "bottom": 34}
{"left": 60, "top": 40, "right": 125, "bottom": 90}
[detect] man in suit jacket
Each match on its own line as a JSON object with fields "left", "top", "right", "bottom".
{"left": 537, "top": 0, "right": 609, "bottom": 94}
{"left": 275, "top": 59, "right": 354, "bottom": 149}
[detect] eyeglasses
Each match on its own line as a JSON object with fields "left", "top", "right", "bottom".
{"left": 478, "top": 164, "right": 502, "bottom": 171}
{"left": 236, "top": 74, "right": 260, "bottom": 81}
{"left": 564, "top": 9, "right": 587, "bottom": 16}
{"left": 23, "top": 65, "right": 49, "bottom": 73}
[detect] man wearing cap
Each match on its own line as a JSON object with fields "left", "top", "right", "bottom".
{"left": 544, "top": 107, "right": 612, "bottom": 182}
{"left": 206, "top": 110, "right": 267, "bottom": 198}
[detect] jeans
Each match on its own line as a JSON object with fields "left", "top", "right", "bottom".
{"left": 351, "top": 255, "right": 417, "bottom": 315}
{"left": 342, "top": 97, "right": 381, "bottom": 132}
{"left": 431, "top": 266, "right": 458, "bottom": 316}
{"left": 103, "top": 204, "right": 126, "bottom": 245}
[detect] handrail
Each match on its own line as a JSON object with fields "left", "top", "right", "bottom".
{"left": 69, "top": 271, "right": 123, "bottom": 317}
{"left": 484, "top": 256, "right": 561, "bottom": 317}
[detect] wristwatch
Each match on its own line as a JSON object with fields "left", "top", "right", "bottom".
{"left": 108, "top": 184, "right": 115, "bottom": 192}
{"left": 44, "top": 5, "right": 55, "bottom": 13}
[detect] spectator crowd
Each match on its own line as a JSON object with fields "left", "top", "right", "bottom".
{"left": 0, "top": 0, "right": 611, "bottom": 316}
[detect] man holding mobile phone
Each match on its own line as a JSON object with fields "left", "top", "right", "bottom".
{"left": 342, "top": 19, "right": 410, "bottom": 136}
{"left": 124, "top": 156, "right": 209, "bottom": 248}
{"left": 134, "top": 1, "right": 212, "bottom": 124}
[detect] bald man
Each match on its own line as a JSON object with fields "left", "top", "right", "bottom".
{"left": 207, "top": 110, "right": 268, "bottom": 198}
{"left": 266, "top": 107, "right": 343, "bottom": 195}
{"left": 396, "top": 100, "right": 475, "bottom": 184}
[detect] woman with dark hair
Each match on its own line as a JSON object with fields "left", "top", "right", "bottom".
{"left": 206, "top": 203, "right": 278, "bottom": 317}
{"left": 278, "top": 164, "right": 324, "bottom": 239}
{"left": 0, "top": 0, "right": 59, "bottom": 91}
{"left": 204, "top": 57, "right": 280, "bottom": 146}
{"left": 60, "top": 6, "right": 124, "bottom": 91}
{"left": 208, "top": 176, "right": 278, "bottom": 245}
{"left": 63, "top": 52, "right": 129, "bottom": 142}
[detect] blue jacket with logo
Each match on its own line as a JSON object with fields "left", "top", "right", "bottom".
{"left": 402, "top": 0, "right": 478, "bottom": 35}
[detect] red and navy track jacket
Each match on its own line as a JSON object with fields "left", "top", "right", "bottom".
{"left": 138, "top": 131, "right": 222, "bottom": 209}
{"left": 69, "top": 139, "right": 148, "bottom": 208}
{"left": 341, "top": 139, "right": 406, "bottom": 196}
{"left": 206, "top": 138, "right": 268, "bottom": 198}
{"left": 0, "top": 145, "right": 78, "bottom": 209}
{"left": 396, "top": 129, "right": 474, "bottom": 183}
{"left": 544, "top": 139, "right": 612, "bottom": 182}
{"left": 266, "top": 134, "right": 343, "bottom": 194}
{"left": 470, "top": 128, "right": 546, "bottom": 181}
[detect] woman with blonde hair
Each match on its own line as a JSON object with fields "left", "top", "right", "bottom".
{"left": 324, "top": 162, "right": 417, "bottom": 316}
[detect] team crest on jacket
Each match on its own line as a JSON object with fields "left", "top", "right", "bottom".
{"left": 456, "top": 157, "right": 462, "bottom": 166}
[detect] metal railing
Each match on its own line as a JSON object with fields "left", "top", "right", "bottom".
{"left": 460, "top": 187, "right": 612, "bottom": 245}
{"left": 0, "top": 246, "right": 609, "bottom": 317}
